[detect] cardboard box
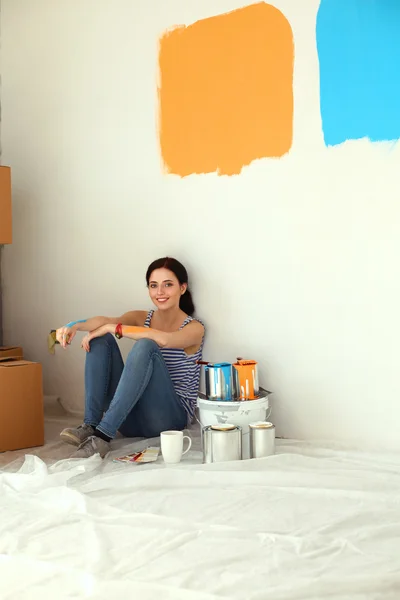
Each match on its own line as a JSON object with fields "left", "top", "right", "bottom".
{"left": 0, "top": 166, "right": 12, "bottom": 244}
{"left": 0, "top": 346, "right": 23, "bottom": 361}
{"left": 0, "top": 359, "right": 44, "bottom": 452}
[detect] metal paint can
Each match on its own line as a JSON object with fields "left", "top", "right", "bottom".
{"left": 232, "top": 360, "right": 259, "bottom": 400}
{"left": 197, "top": 389, "right": 272, "bottom": 459}
{"left": 202, "top": 424, "right": 242, "bottom": 463}
{"left": 249, "top": 421, "right": 275, "bottom": 458}
{"left": 204, "top": 362, "right": 233, "bottom": 401}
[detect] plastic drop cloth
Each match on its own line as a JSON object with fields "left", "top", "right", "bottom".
{"left": 1, "top": 440, "right": 400, "bottom": 600}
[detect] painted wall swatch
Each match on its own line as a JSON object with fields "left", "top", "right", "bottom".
{"left": 158, "top": 2, "right": 294, "bottom": 176}
{"left": 317, "top": 0, "right": 400, "bottom": 147}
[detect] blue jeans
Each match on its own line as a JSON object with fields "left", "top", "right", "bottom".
{"left": 84, "top": 334, "right": 187, "bottom": 439}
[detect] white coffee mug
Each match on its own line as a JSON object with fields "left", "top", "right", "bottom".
{"left": 161, "top": 430, "right": 192, "bottom": 464}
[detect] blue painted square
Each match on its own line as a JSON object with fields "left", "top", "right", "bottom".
{"left": 316, "top": 0, "right": 400, "bottom": 146}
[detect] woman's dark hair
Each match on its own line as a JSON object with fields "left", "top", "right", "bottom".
{"left": 146, "top": 257, "right": 195, "bottom": 316}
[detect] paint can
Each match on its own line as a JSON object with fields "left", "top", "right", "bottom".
{"left": 249, "top": 421, "right": 275, "bottom": 459}
{"left": 197, "top": 389, "right": 271, "bottom": 459}
{"left": 204, "top": 362, "right": 233, "bottom": 401}
{"left": 202, "top": 424, "right": 242, "bottom": 464}
{"left": 232, "top": 359, "right": 259, "bottom": 400}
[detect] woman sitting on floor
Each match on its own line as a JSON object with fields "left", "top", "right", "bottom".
{"left": 56, "top": 257, "right": 205, "bottom": 458}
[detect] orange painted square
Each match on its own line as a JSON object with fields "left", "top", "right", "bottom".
{"left": 158, "top": 2, "right": 294, "bottom": 177}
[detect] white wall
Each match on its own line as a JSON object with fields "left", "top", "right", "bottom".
{"left": 2, "top": 0, "right": 400, "bottom": 449}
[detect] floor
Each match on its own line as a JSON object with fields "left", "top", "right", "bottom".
{"left": 2, "top": 406, "right": 400, "bottom": 598}
{"left": 0, "top": 414, "right": 82, "bottom": 470}
{"left": 0, "top": 401, "right": 203, "bottom": 472}
{"left": 2, "top": 437, "right": 400, "bottom": 599}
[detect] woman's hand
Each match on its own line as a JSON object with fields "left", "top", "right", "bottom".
{"left": 81, "top": 324, "right": 114, "bottom": 352}
{"left": 56, "top": 325, "right": 78, "bottom": 349}
{"left": 81, "top": 333, "right": 91, "bottom": 352}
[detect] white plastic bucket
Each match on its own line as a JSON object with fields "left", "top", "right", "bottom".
{"left": 197, "top": 390, "right": 271, "bottom": 459}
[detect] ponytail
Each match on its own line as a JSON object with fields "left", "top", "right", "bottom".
{"left": 180, "top": 287, "right": 195, "bottom": 316}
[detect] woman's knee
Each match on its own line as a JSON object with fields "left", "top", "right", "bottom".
{"left": 89, "top": 332, "right": 118, "bottom": 350}
{"left": 127, "top": 338, "right": 159, "bottom": 361}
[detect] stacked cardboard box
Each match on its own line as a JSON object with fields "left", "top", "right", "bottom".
{"left": 0, "top": 166, "right": 12, "bottom": 244}
{"left": 0, "top": 168, "right": 45, "bottom": 452}
{"left": 0, "top": 347, "right": 44, "bottom": 452}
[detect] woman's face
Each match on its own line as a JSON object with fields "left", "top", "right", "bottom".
{"left": 148, "top": 268, "right": 187, "bottom": 311}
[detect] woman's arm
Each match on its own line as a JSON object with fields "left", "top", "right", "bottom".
{"left": 74, "top": 311, "right": 146, "bottom": 331}
{"left": 56, "top": 311, "right": 147, "bottom": 348}
{"left": 85, "top": 320, "right": 204, "bottom": 351}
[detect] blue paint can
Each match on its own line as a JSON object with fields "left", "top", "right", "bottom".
{"left": 204, "top": 362, "right": 233, "bottom": 401}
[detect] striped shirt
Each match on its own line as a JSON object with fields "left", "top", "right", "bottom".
{"left": 144, "top": 310, "right": 205, "bottom": 424}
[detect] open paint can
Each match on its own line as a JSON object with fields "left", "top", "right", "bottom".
{"left": 202, "top": 424, "right": 242, "bottom": 463}
{"left": 204, "top": 362, "right": 233, "bottom": 401}
{"left": 197, "top": 389, "right": 271, "bottom": 459}
{"left": 233, "top": 360, "right": 259, "bottom": 400}
{"left": 249, "top": 421, "right": 275, "bottom": 458}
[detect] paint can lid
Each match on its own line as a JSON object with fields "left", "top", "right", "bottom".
{"left": 249, "top": 421, "right": 274, "bottom": 429}
{"left": 210, "top": 424, "right": 236, "bottom": 431}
